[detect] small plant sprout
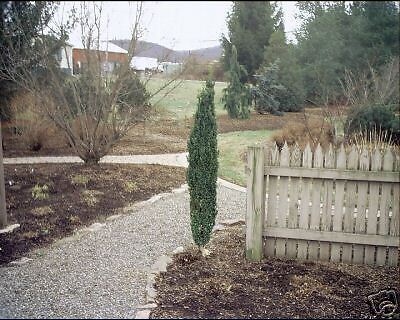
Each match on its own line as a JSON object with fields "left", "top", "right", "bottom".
{"left": 31, "top": 184, "right": 49, "bottom": 201}
{"left": 124, "top": 181, "right": 138, "bottom": 193}
{"left": 71, "top": 175, "right": 90, "bottom": 188}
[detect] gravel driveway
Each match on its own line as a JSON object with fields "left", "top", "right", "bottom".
{"left": 0, "top": 183, "right": 246, "bottom": 319}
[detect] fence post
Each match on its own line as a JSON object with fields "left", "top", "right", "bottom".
{"left": 0, "top": 120, "right": 7, "bottom": 229}
{"left": 246, "top": 145, "right": 265, "bottom": 261}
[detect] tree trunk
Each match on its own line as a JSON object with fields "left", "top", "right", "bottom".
{"left": 0, "top": 120, "right": 7, "bottom": 229}
{"left": 83, "top": 154, "right": 101, "bottom": 165}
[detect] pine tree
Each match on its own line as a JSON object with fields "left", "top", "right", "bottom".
{"left": 222, "top": 45, "right": 250, "bottom": 119}
{"left": 252, "top": 61, "right": 285, "bottom": 116}
{"left": 221, "top": 1, "right": 280, "bottom": 81}
{"left": 187, "top": 80, "right": 218, "bottom": 252}
{"left": 253, "top": 60, "right": 303, "bottom": 114}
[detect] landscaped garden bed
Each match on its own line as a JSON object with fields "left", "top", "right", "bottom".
{"left": 1, "top": 163, "right": 186, "bottom": 265}
{"left": 151, "top": 224, "right": 399, "bottom": 319}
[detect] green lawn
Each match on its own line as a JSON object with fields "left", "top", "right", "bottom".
{"left": 146, "top": 78, "right": 227, "bottom": 119}
{"left": 218, "top": 130, "right": 274, "bottom": 186}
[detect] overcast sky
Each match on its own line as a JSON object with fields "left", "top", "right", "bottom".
{"left": 55, "top": 1, "right": 300, "bottom": 50}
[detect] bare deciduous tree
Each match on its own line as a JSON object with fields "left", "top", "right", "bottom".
{"left": 0, "top": 1, "right": 188, "bottom": 164}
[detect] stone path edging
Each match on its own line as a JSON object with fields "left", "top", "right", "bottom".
{"left": 135, "top": 218, "right": 246, "bottom": 319}
{"left": 217, "top": 178, "right": 246, "bottom": 193}
{"left": 0, "top": 224, "right": 20, "bottom": 234}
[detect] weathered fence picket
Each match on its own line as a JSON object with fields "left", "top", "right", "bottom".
{"left": 265, "top": 145, "right": 279, "bottom": 257}
{"left": 287, "top": 144, "right": 301, "bottom": 259}
{"left": 298, "top": 144, "right": 312, "bottom": 260}
{"left": 276, "top": 143, "right": 289, "bottom": 257}
{"left": 246, "top": 142, "right": 400, "bottom": 266}
{"left": 320, "top": 144, "right": 335, "bottom": 261}
{"left": 364, "top": 149, "right": 382, "bottom": 264}
{"left": 331, "top": 144, "right": 346, "bottom": 262}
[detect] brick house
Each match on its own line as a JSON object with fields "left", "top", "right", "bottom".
{"left": 72, "top": 42, "right": 128, "bottom": 75}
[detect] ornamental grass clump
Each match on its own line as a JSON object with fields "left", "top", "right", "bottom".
{"left": 187, "top": 80, "right": 218, "bottom": 255}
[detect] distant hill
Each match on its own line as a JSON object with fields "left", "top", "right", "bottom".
{"left": 110, "top": 40, "right": 222, "bottom": 63}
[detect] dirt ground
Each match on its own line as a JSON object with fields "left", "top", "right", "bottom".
{"left": 151, "top": 225, "right": 399, "bottom": 319}
{"left": 1, "top": 163, "right": 186, "bottom": 265}
{"left": 1, "top": 120, "right": 189, "bottom": 158}
{"left": 2, "top": 109, "right": 324, "bottom": 157}
{"left": 217, "top": 109, "right": 323, "bottom": 134}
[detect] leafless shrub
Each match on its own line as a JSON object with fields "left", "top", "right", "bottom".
{"left": 10, "top": 91, "right": 58, "bottom": 151}
{"left": 347, "top": 126, "right": 396, "bottom": 153}
{"left": 271, "top": 118, "right": 335, "bottom": 151}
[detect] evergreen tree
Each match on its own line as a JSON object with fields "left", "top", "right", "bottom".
{"left": 261, "top": 30, "right": 305, "bottom": 110}
{"left": 221, "top": 1, "right": 281, "bottom": 82}
{"left": 294, "top": 1, "right": 399, "bottom": 104}
{"left": 262, "top": 29, "right": 287, "bottom": 69}
{"left": 252, "top": 61, "right": 285, "bottom": 116}
{"left": 352, "top": 1, "right": 399, "bottom": 67}
{"left": 222, "top": 45, "right": 250, "bottom": 119}
{"left": 187, "top": 80, "right": 218, "bottom": 251}
{"left": 0, "top": 1, "right": 60, "bottom": 120}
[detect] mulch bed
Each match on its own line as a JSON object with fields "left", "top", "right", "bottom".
{"left": 151, "top": 225, "right": 399, "bottom": 319}
{"left": 1, "top": 163, "right": 186, "bottom": 265}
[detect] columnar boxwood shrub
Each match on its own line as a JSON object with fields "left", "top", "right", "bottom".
{"left": 187, "top": 79, "right": 218, "bottom": 249}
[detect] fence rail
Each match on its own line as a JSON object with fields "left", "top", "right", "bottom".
{"left": 246, "top": 143, "right": 400, "bottom": 267}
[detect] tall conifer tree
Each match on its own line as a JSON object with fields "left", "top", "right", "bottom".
{"left": 187, "top": 80, "right": 218, "bottom": 252}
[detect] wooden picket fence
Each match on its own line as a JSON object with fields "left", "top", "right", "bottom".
{"left": 245, "top": 142, "right": 400, "bottom": 267}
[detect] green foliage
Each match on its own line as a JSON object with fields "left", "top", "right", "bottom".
{"left": 81, "top": 190, "right": 102, "bottom": 207}
{"left": 0, "top": 1, "right": 61, "bottom": 120}
{"left": 187, "top": 80, "right": 218, "bottom": 247}
{"left": 260, "top": 30, "right": 305, "bottom": 110}
{"left": 124, "top": 181, "right": 138, "bottom": 193}
{"left": 262, "top": 29, "right": 287, "bottom": 68}
{"left": 352, "top": 1, "right": 400, "bottom": 67}
{"left": 252, "top": 61, "right": 302, "bottom": 116}
{"left": 31, "top": 184, "right": 49, "bottom": 201}
{"left": 116, "top": 71, "right": 151, "bottom": 113}
{"left": 60, "top": 70, "right": 150, "bottom": 119}
{"left": 71, "top": 175, "right": 89, "bottom": 188}
{"left": 222, "top": 45, "right": 251, "bottom": 119}
{"left": 221, "top": 1, "right": 281, "bottom": 81}
{"left": 294, "top": 1, "right": 399, "bottom": 104}
{"left": 346, "top": 105, "right": 400, "bottom": 142}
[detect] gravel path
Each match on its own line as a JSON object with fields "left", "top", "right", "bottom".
{"left": 3, "top": 153, "right": 189, "bottom": 167}
{"left": 0, "top": 183, "right": 246, "bottom": 318}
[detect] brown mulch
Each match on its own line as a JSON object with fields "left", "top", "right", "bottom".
{"left": 1, "top": 163, "right": 186, "bottom": 265}
{"left": 151, "top": 225, "right": 399, "bottom": 319}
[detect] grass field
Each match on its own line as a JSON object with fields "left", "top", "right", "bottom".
{"left": 218, "top": 130, "right": 274, "bottom": 186}
{"left": 146, "top": 78, "right": 227, "bottom": 119}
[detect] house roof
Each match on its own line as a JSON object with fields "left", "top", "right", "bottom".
{"left": 71, "top": 38, "right": 128, "bottom": 54}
